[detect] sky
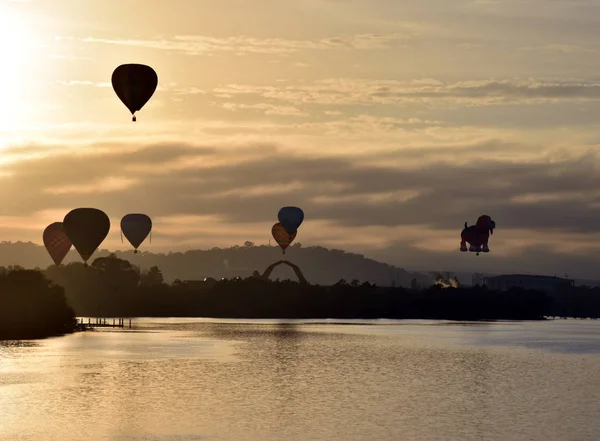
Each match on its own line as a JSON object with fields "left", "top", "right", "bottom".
{"left": 2, "top": 0, "right": 600, "bottom": 278}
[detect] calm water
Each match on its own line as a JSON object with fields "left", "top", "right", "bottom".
{"left": 1, "top": 319, "right": 600, "bottom": 441}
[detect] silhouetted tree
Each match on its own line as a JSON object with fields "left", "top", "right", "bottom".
{"left": 140, "top": 266, "right": 164, "bottom": 287}
{"left": 0, "top": 241, "right": 427, "bottom": 288}
{"left": 172, "top": 278, "right": 184, "bottom": 287}
{"left": 32, "top": 258, "right": 600, "bottom": 322}
{"left": 0, "top": 269, "right": 76, "bottom": 339}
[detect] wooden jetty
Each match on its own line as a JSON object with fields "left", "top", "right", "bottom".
{"left": 77, "top": 317, "right": 132, "bottom": 329}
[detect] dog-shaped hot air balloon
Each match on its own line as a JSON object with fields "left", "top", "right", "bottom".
{"left": 460, "top": 215, "right": 496, "bottom": 256}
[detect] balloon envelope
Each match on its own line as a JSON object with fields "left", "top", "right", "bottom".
{"left": 63, "top": 208, "right": 110, "bottom": 264}
{"left": 43, "top": 222, "right": 72, "bottom": 266}
{"left": 272, "top": 222, "right": 296, "bottom": 253}
{"left": 121, "top": 213, "right": 152, "bottom": 252}
{"left": 111, "top": 64, "right": 158, "bottom": 120}
{"left": 277, "top": 206, "right": 304, "bottom": 234}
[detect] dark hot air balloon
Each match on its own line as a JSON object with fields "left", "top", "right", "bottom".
{"left": 460, "top": 215, "right": 496, "bottom": 256}
{"left": 272, "top": 222, "right": 297, "bottom": 254}
{"left": 121, "top": 213, "right": 152, "bottom": 253}
{"left": 277, "top": 206, "right": 304, "bottom": 235}
{"left": 111, "top": 64, "right": 158, "bottom": 122}
{"left": 63, "top": 208, "right": 110, "bottom": 266}
{"left": 43, "top": 222, "right": 72, "bottom": 266}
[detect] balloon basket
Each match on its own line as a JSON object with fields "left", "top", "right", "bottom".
{"left": 132, "top": 115, "right": 136, "bottom": 122}
{"left": 134, "top": 249, "right": 138, "bottom": 254}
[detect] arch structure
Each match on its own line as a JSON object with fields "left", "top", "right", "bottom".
{"left": 256, "top": 260, "right": 308, "bottom": 284}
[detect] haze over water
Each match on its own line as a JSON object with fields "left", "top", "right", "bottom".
{"left": 1, "top": 319, "right": 599, "bottom": 440}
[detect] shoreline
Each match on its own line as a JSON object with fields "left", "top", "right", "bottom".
{"left": 6, "top": 316, "right": 599, "bottom": 341}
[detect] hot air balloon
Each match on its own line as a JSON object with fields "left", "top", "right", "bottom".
{"left": 460, "top": 215, "right": 496, "bottom": 256}
{"left": 121, "top": 213, "right": 152, "bottom": 253}
{"left": 42, "top": 222, "right": 72, "bottom": 266}
{"left": 277, "top": 206, "right": 304, "bottom": 235}
{"left": 272, "top": 222, "right": 296, "bottom": 254}
{"left": 111, "top": 64, "right": 158, "bottom": 122}
{"left": 63, "top": 208, "right": 110, "bottom": 266}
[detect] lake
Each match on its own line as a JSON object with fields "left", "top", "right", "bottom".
{"left": 1, "top": 319, "right": 599, "bottom": 440}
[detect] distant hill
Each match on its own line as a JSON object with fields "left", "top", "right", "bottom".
{"left": 0, "top": 241, "right": 433, "bottom": 288}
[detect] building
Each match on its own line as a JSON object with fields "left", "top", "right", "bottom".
{"left": 483, "top": 274, "right": 574, "bottom": 293}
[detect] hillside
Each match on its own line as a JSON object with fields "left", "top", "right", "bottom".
{"left": 0, "top": 241, "right": 432, "bottom": 288}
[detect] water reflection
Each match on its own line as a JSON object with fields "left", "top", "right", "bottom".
{"left": 0, "top": 320, "right": 599, "bottom": 441}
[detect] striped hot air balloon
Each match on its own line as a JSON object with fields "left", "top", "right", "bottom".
{"left": 43, "top": 222, "right": 72, "bottom": 266}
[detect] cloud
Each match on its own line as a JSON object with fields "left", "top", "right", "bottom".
{"left": 81, "top": 32, "right": 411, "bottom": 56}
{"left": 314, "top": 114, "right": 443, "bottom": 128}
{"left": 212, "top": 78, "right": 600, "bottom": 107}
{"left": 0, "top": 139, "right": 599, "bottom": 277}
{"left": 55, "top": 80, "right": 110, "bottom": 87}
{"left": 44, "top": 177, "right": 138, "bottom": 195}
{"left": 456, "top": 43, "right": 482, "bottom": 50}
{"left": 220, "top": 103, "right": 309, "bottom": 117}
{"left": 1, "top": 140, "right": 599, "bottom": 233}
{"left": 56, "top": 80, "right": 205, "bottom": 96}
{"left": 516, "top": 44, "right": 596, "bottom": 54}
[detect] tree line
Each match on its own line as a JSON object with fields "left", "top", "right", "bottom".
{"left": 3, "top": 253, "right": 600, "bottom": 340}
{"left": 0, "top": 240, "right": 430, "bottom": 287}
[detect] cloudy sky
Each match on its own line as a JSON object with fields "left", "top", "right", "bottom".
{"left": 2, "top": 0, "right": 600, "bottom": 277}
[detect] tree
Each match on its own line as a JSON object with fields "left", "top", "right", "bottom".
{"left": 141, "top": 266, "right": 165, "bottom": 287}
{"left": 92, "top": 255, "right": 140, "bottom": 287}
{"left": 92, "top": 253, "right": 135, "bottom": 274}
{"left": 172, "top": 278, "right": 185, "bottom": 288}
{"left": 0, "top": 269, "right": 76, "bottom": 339}
{"left": 90, "top": 254, "right": 141, "bottom": 315}
{"left": 244, "top": 241, "right": 255, "bottom": 248}
{"left": 44, "top": 262, "right": 104, "bottom": 316}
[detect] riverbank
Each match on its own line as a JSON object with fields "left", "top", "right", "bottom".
{"left": 0, "top": 321, "right": 82, "bottom": 341}
{"left": 0, "top": 270, "right": 77, "bottom": 341}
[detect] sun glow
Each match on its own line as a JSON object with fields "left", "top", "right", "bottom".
{"left": 0, "top": 5, "right": 38, "bottom": 131}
